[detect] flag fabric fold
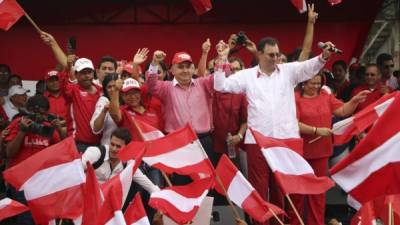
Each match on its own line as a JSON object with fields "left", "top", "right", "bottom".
{"left": 0, "top": 197, "right": 29, "bottom": 221}
{"left": 290, "top": 0, "right": 307, "bottom": 13}
{"left": 3, "top": 137, "right": 85, "bottom": 224}
{"left": 333, "top": 92, "right": 398, "bottom": 145}
{"left": 330, "top": 93, "right": 400, "bottom": 205}
{"left": 328, "top": 0, "right": 342, "bottom": 6}
{"left": 96, "top": 187, "right": 126, "bottom": 225}
{"left": 81, "top": 163, "right": 103, "bottom": 225}
{"left": 189, "top": 0, "right": 212, "bottom": 15}
{"left": 251, "top": 129, "right": 334, "bottom": 195}
{"left": 124, "top": 193, "right": 150, "bottom": 225}
{"left": 149, "top": 178, "right": 212, "bottom": 224}
{"left": 0, "top": 0, "right": 24, "bottom": 30}
{"left": 118, "top": 125, "right": 214, "bottom": 179}
{"left": 215, "top": 154, "right": 285, "bottom": 223}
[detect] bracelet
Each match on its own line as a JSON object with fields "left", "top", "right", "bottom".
{"left": 237, "top": 133, "right": 243, "bottom": 140}
{"left": 313, "top": 127, "right": 317, "bottom": 135}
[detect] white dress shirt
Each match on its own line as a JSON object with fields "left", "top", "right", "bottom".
{"left": 82, "top": 145, "right": 160, "bottom": 193}
{"left": 90, "top": 96, "right": 117, "bottom": 146}
{"left": 214, "top": 55, "right": 327, "bottom": 143}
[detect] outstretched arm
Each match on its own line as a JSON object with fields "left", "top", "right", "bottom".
{"left": 40, "top": 31, "right": 68, "bottom": 69}
{"left": 298, "top": 4, "right": 318, "bottom": 62}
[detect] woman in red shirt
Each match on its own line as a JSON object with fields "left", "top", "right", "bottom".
{"left": 293, "top": 73, "right": 368, "bottom": 225}
{"left": 108, "top": 78, "right": 162, "bottom": 141}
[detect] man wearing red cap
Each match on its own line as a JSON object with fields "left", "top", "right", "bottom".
{"left": 44, "top": 70, "right": 73, "bottom": 136}
{"left": 146, "top": 51, "right": 218, "bottom": 165}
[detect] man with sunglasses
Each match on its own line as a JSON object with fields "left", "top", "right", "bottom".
{"left": 377, "top": 53, "right": 398, "bottom": 90}
{"left": 214, "top": 37, "right": 334, "bottom": 225}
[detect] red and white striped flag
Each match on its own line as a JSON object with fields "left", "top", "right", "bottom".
{"left": 251, "top": 129, "right": 334, "bottom": 194}
{"left": 3, "top": 137, "right": 85, "bottom": 224}
{"left": 124, "top": 193, "right": 150, "bottom": 225}
{"left": 81, "top": 163, "right": 103, "bottom": 225}
{"left": 0, "top": 197, "right": 29, "bottom": 221}
{"left": 215, "top": 154, "right": 285, "bottom": 223}
{"left": 333, "top": 92, "right": 398, "bottom": 145}
{"left": 0, "top": 0, "right": 24, "bottom": 30}
{"left": 118, "top": 125, "right": 214, "bottom": 179}
{"left": 290, "top": 0, "right": 307, "bottom": 13}
{"left": 350, "top": 201, "right": 376, "bottom": 225}
{"left": 121, "top": 111, "right": 164, "bottom": 141}
{"left": 149, "top": 178, "right": 212, "bottom": 224}
{"left": 102, "top": 147, "right": 144, "bottom": 208}
{"left": 96, "top": 187, "right": 127, "bottom": 225}
{"left": 330, "top": 94, "right": 400, "bottom": 205}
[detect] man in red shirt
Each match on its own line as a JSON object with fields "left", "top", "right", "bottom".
{"left": 44, "top": 70, "right": 73, "bottom": 136}
{"left": 351, "top": 64, "right": 392, "bottom": 112}
{"left": 64, "top": 58, "right": 102, "bottom": 152}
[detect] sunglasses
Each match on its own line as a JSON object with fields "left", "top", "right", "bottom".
{"left": 266, "top": 52, "right": 281, "bottom": 58}
{"left": 384, "top": 64, "right": 394, "bottom": 69}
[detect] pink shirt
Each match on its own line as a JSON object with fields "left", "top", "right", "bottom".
{"left": 146, "top": 66, "right": 214, "bottom": 133}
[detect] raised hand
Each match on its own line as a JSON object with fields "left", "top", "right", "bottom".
{"left": 133, "top": 48, "right": 150, "bottom": 65}
{"left": 216, "top": 40, "right": 230, "bottom": 60}
{"left": 321, "top": 41, "right": 335, "bottom": 60}
{"left": 202, "top": 38, "right": 211, "bottom": 54}
{"left": 152, "top": 50, "right": 167, "bottom": 64}
{"left": 307, "top": 4, "right": 318, "bottom": 24}
{"left": 245, "top": 39, "right": 257, "bottom": 54}
{"left": 40, "top": 31, "right": 56, "bottom": 46}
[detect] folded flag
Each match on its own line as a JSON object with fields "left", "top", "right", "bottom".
{"left": 0, "top": 197, "right": 29, "bottom": 221}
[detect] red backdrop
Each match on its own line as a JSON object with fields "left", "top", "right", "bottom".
{"left": 0, "top": 21, "right": 371, "bottom": 80}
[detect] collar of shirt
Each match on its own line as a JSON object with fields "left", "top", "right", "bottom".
{"left": 256, "top": 65, "right": 280, "bottom": 78}
{"left": 172, "top": 77, "right": 195, "bottom": 87}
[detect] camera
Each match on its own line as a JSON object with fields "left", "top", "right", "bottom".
{"left": 236, "top": 31, "right": 248, "bottom": 46}
{"left": 18, "top": 108, "right": 57, "bottom": 137}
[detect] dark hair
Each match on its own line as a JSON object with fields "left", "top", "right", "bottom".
{"left": 257, "top": 37, "right": 279, "bottom": 52}
{"left": 35, "top": 80, "right": 46, "bottom": 95}
{"left": 332, "top": 60, "right": 347, "bottom": 71}
{"left": 144, "top": 61, "right": 169, "bottom": 81}
{"left": 0, "top": 64, "right": 11, "bottom": 74}
{"left": 376, "top": 53, "right": 393, "bottom": 67}
{"left": 393, "top": 70, "right": 400, "bottom": 78}
{"left": 98, "top": 55, "right": 117, "bottom": 70}
{"left": 228, "top": 57, "right": 245, "bottom": 70}
{"left": 299, "top": 72, "right": 326, "bottom": 97}
{"left": 8, "top": 74, "right": 22, "bottom": 84}
{"left": 102, "top": 73, "right": 119, "bottom": 99}
{"left": 26, "top": 95, "right": 50, "bottom": 111}
{"left": 111, "top": 128, "right": 132, "bottom": 144}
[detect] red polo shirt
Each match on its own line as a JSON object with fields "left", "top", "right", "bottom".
{"left": 212, "top": 92, "right": 248, "bottom": 153}
{"left": 44, "top": 91, "right": 73, "bottom": 136}
{"left": 60, "top": 72, "right": 102, "bottom": 145}
{"left": 119, "top": 105, "right": 162, "bottom": 141}
{"left": 5, "top": 117, "right": 60, "bottom": 167}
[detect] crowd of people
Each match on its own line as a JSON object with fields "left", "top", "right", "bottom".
{"left": 0, "top": 4, "right": 399, "bottom": 225}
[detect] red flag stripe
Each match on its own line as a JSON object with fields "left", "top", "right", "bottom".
{"left": 124, "top": 193, "right": 150, "bottom": 225}
{"left": 274, "top": 172, "right": 334, "bottom": 195}
{"left": 0, "top": 0, "right": 24, "bottom": 31}
{"left": 0, "top": 198, "right": 29, "bottom": 221}
{"left": 290, "top": 0, "right": 307, "bottom": 13}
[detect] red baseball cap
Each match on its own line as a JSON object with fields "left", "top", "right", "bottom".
{"left": 45, "top": 70, "right": 59, "bottom": 80}
{"left": 122, "top": 62, "right": 142, "bottom": 75}
{"left": 171, "top": 52, "right": 193, "bottom": 65}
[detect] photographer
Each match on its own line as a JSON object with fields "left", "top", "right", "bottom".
{"left": 4, "top": 95, "right": 67, "bottom": 168}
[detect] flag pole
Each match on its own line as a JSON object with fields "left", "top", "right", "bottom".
{"left": 268, "top": 208, "right": 285, "bottom": 225}
{"left": 308, "top": 121, "right": 349, "bottom": 144}
{"left": 286, "top": 194, "right": 305, "bottom": 225}
{"left": 20, "top": 8, "right": 42, "bottom": 33}
{"left": 131, "top": 118, "right": 173, "bottom": 187}
{"left": 389, "top": 201, "right": 393, "bottom": 225}
{"left": 192, "top": 138, "right": 242, "bottom": 220}
{"left": 58, "top": 219, "right": 63, "bottom": 225}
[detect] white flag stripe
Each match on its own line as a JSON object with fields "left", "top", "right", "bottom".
{"left": 105, "top": 211, "right": 127, "bottom": 225}
{"left": 22, "top": 159, "right": 85, "bottom": 200}
{"left": 227, "top": 171, "right": 253, "bottom": 206}
{"left": 151, "top": 189, "right": 208, "bottom": 213}
{"left": 374, "top": 97, "right": 394, "bottom": 116}
{"left": 331, "top": 132, "right": 400, "bottom": 192}
{"left": 130, "top": 217, "right": 150, "bottom": 225}
{"left": 347, "top": 195, "right": 362, "bottom": 210}
{"left": 0, "top": 198, "right": 12, "bottom": 209}
{"left": 119, "top": 163, "right": 134, "bottom": 206}
{"left": 143, "top": 140, "right": 207, "bottom": 168}
{"left": 333, "top": 117, "right": 353, "bottom": 135}
{"left": 142, "top": 131, "right": 164, "bottom": 141}
{"left": 262, "top": 147, "right": 314, "bottom": 175}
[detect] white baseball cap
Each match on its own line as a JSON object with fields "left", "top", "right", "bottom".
{"left": 74, "top": 58, "right": 94, "bottom": 72}
{"left": 121, "top": 78, "right": 141, "bottom": 93}
{"left": 8, "top": 85, "right": 29, "bottom": 97}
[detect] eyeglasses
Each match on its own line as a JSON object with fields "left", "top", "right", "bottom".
{"left": 384, "top": 64, "right": 394, "bottom": 69}
{"left": 266, "top": 52, "right": 281, "bottom": 58}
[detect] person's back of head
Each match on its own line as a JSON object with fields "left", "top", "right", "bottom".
{"left": 26, "top": 94, "right": 50, "bottom": 113}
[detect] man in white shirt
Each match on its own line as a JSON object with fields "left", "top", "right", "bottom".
{"left": 82, "top": 127, "right": 159, "bottom": 193}
{"left": 2, "top": 85, "right": 28, "bottom": 121}
{"left": 214, "top": 37, "right": 334, "bottom": 225}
